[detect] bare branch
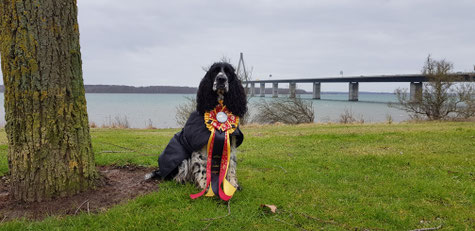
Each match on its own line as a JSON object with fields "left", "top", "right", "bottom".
{"left": 390, "top": 55, "right": 475, "bottom": 120}
{"left": 175, "top": 96, "right": 197, "bottom": 127}
{"left": 253, "top": 97, "right": 314, "bottom": 124}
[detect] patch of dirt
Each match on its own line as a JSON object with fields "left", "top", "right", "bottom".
{"left": 0, "top": 165, "right": 160, "bottom": 221}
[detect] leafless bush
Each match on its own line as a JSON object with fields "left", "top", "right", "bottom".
{"left": 358, "top": 117, "right": 365, "bottom": 124}
{"left": 253, "top": 97, "right": 315, "bottom": 124}
{"left": 101, "top": 115, "right": 130, "bottom": 128}
{"left": 175, "top": 96, "right": 197, "bottom": 127}
{"left": 339, "top": 108, "right": 357, "bottom": 124}
{"left": 390, "top": 55, "right": 475, "bottom": 120}
{"left": 239, "top": 111, "right": 251, "bottom": 126}
{"left": 338, "top": 108, "right": 365, "bottom": 124}
{"left": 453, "top": 83, "right": 475, "bottom": 119}
{"left": 385, "top": 114, "right": 393, "bottom": 124}
{"left": 89, "top": 121, "right": 97, "bottom": 128}
{"left": 145, "top": 119, "right": 157, "bottom": 129}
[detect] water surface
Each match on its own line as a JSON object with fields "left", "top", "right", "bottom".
{"left": 0, "top": 93, "right": 408, "bottom": 128}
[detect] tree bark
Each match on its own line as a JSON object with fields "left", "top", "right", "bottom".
{"left": 0, "top": 0, "right": 96, "bottom": 202}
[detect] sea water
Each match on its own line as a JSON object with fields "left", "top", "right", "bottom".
{"left": 0, "top": 93, "right": 408, "bottom": 128}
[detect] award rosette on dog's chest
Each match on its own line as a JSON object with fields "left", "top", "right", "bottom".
{"left": 190, "top": 102, "right": 239, "bottom": 201}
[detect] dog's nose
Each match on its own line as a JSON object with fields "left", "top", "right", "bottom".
{"left": 216, "top": 72, "right": 228, "bottom": 83}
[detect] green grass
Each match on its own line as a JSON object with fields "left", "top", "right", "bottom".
{"left": 0, "top": 122, "right": 474, "bottom": 230}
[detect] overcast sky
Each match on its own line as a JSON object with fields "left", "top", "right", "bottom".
{"left": 3, "top": 0, "right": 475, "bottom": 92}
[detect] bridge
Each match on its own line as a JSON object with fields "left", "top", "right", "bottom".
{"left": 243, "top": 73, "right": 475, "bottom": 101}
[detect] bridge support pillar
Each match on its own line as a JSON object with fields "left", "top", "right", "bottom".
{"left": 289, "top": 82, "right": 296, "bottom": 98}
{"left": 250, "top": 83, "right": 255, "bottom": 97}
{"left": 260, "top": 83, "right": 265, "bottom": 97}
{"left": 313, "top": 82, "right": 321, "bottom": 99}
{"left": 410, "top": 82, "right": 422, "bottom": 101}
{"left": 349, "top": 82, "right": 359, "bottom": 101}
{"left": 272, "top": 83, "right": 278, "bottom": 98}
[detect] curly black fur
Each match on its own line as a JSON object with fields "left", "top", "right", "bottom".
{"left": 196, "top": 62, "right": 248, "bottom": 117}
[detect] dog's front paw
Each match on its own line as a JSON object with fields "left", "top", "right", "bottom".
{"left": 144, "top": 173, "right": 155, "bottom": 181}
{"left": 144, "top": 170, "right": 160, "bottom": 181}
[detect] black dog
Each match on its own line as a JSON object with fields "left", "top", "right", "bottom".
{"left": 146, "top": 62, "right": 247, "bottom": 193}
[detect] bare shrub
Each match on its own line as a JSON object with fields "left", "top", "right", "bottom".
{"left": 175, "top": 96, "right": 197, "bottom": 127}
{"left": 339, "top": 108, "right": 357, "bottom": 124}
{"left": 145, "top": 119, "right": 156, "bottom": 129}
{"left": 390, "top": 55, "right": 475, "bottom": 120}
{"left": 239, "top": 111, "right": 251, "bottom": 125}
{"left": 102, "top": 115, "right": 130, "bottom": 128}
{"left": 386, "top": 114, "right": 393, "bottom": 124}
{"left": 253, "top": 97, "right": 315, "bottom": 124}
{"left": 454, "top": 83, "right": 475, "bottom": 119}
{"left": 358, "top": 116, "right": 365, "bottom": 124}
{"left": 338, "top": 108, "right": 366, "bottom": 124}
{"left": 115, "top": 115, "right": 130, "bottom": 128}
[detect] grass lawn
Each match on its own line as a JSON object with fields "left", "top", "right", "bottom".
{"left": 0, "top": 122, "right": 474, "bottom": 230}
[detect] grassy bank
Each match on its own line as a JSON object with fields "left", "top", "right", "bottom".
{"left": 0, "top": 122, "right": 474, "bottom": 230}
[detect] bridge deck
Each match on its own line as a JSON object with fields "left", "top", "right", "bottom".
{"left": 243, "top": 73, "right": 474, "bottom": 84}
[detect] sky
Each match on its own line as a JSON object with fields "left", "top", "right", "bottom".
{"left": 2, "top": 0, "right": 475, "bottom": 92}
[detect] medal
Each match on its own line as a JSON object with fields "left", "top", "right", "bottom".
{"left": 216, "top": 112, "right": 228, "bottom": 123}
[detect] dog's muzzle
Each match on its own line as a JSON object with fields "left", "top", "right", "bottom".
{"left": 213, "top": 71, "right": 229, "bottom": 93}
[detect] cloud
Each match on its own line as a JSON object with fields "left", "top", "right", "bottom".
{"left": 1, "top": 0, "right": 474, "bottom": 92}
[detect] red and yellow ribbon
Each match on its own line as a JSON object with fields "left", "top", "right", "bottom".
{"left": 190, "top": 102, "right": 239, "bottom": 201}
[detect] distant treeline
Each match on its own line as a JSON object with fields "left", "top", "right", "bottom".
{"left": 0, "top": 85, "right": 308, "bottom": 94}
{"left": 0, "top": 85, "right": 198, "bottom": 94}
{"left": 0, "top": 85, "right": 392, "bottom": 94}
{"left": 84, "top": 85, "right": 198, "bottom": 94}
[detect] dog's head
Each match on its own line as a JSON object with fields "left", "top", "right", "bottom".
{"left": 197, "top": 62, "right": 247, "bottom": 117}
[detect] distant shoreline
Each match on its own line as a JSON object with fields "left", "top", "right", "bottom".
{"left": 0, "top": 85, "right": 394, "bottom": 94}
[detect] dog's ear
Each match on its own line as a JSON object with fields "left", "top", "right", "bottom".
{"left": 223, "top": 73, "right": 248, "bottom": 118}
{"left": 196, "top": 68, "right": 218, "bottom": 115}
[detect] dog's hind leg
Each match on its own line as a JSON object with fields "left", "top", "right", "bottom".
{"left": 191, "top": 147, "right": 208, "bottom": 190}
{"left": 174, "top": 159, "right": 192, "bottom": 184}
{"left": 226, "top": 139, "right": 240, "bottom": 189}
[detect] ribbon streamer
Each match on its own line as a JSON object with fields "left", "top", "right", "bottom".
{"left": 190, "top": 103, "right": 238, "bottom": 201}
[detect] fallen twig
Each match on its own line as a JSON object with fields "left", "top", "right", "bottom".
{"left": 74, "top": 199, "right": 89, "bottom": 215}
{"left": 273, "top": 165, "right": 288, "bottom": 173}
{"left": 0, "top": 215, "right": 6, "bottom": 223}
{"left": 409, "top": 225, "right": 442, "bottom": 231}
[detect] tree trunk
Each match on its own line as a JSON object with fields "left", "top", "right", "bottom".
{"left": 0, "top": 0, "right": 96, "bottom": 202}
